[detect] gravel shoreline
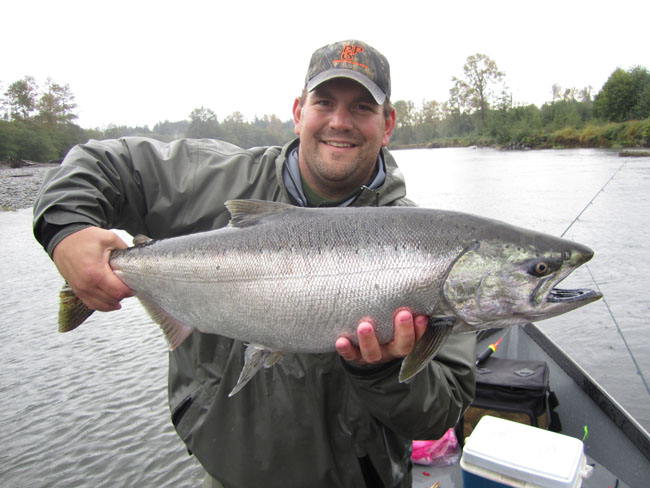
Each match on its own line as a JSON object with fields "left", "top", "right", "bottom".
{"left": 0, "top": 162, "right": 57, "bottom": 211}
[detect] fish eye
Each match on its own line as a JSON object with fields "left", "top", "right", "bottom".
{"left": 528, "top": 259, "right": 557, "bottom": 277}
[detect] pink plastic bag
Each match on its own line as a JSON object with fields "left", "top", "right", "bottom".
{"left": 411, "top": 428, "right": 460, "bottom": 466}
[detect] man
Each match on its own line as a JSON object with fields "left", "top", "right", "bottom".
{"left": 33, "top": 40, "right": 476, "bottom": 487}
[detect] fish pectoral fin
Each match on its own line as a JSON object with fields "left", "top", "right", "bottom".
{"left": 225, "top": 199, "right": 294, "bottom": 228}
{"left": 229, "top": 345, "right": 281, "bottom": 397}
{"left": 58, "top": 282, "right": 94, "bottom": 332}
{"left": 398, "top": 316, "right": 456, "bottom": 383}
{"left": 137, "top": 294, "right": 194, "bottom": 350}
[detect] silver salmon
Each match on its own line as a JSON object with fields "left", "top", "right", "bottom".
{"left": 58, "top": 200, "right": 602, "bottom": 395}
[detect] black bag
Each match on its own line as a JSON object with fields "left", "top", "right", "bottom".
{"left": 457, "top": 356, "right": 560, "bottom": 442}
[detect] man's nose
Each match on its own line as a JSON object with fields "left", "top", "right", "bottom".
{"left": 329, "top": 106, "right": 353, "bottom": 130}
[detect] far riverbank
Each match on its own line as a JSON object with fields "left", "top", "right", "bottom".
{"left": 390, "top": 118, "right": 650, "bottom": 151}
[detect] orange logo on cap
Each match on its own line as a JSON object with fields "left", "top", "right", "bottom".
{"left": 333, "top": 44, "right": 368, "bottom": 69}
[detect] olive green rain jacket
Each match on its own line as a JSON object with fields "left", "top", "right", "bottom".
{"left": 33, "top": 137, "right": 476, "bottom": 488}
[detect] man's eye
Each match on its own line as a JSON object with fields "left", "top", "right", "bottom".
{"left": 356, "top": 103, "right": 378, "bottom": 113}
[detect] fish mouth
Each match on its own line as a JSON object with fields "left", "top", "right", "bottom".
{"left": 547, "top": 287, "right": 602, "bottom": 304}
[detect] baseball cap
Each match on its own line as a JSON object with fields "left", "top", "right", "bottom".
{"left": 304, "top": 40, "right": 391, "bottom": 104}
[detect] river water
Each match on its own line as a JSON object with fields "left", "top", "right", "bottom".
{"left": 1, "top": 147, "right": 648, "bottom": 487}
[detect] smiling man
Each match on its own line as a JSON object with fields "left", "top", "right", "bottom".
{"left": 33, "top": 40, "right": 476, "bottom": 488}
{"left": 293, "top": 42, "right": 395, "bottom": 205}
{"left": 294, "top": 78, "right": 394, "bottom": 203}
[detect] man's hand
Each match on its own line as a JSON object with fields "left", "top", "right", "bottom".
{"left": 336, "top": 309, "right": 429, "bottom": 366}
{"left": 52, "top": 227, "right": 134, "bottom": 312}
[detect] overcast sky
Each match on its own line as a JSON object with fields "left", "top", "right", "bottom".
{"left": 4, "top": 0, "right": 648, "bottom": 129}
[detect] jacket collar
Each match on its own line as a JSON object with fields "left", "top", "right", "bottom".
{"left": 277, "top": 138, "right": 408, "bottom": 208}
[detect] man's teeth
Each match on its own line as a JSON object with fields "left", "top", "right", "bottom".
{"left": 326, "top": 141, "right": 355, "bottom": 148}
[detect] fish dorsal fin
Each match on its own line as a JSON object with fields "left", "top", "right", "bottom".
{"left": 225, "top": 199, "right": 294, "bottom": 228}
{"left": 399, "top": 316, "right": 456, "bottom": 383}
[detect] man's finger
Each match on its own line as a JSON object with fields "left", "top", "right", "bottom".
{"left": 357, "top": 321, "right": 382, "bottom": 363}
{"left": 336, "top": 337, "right": 360, "bottom": 363}
{"left": 414, "top": 315, "right": 429, "bottom": 342}
{"left": 390, "top": 310, "right": 416, "bottom": 357}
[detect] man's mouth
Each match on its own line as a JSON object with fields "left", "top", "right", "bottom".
{"left": 324, "top": 141, "right": 356, "bottom": 148}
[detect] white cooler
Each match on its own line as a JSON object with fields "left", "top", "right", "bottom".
{"left": 460, "top": 416, "right": 593, "bottom": 488}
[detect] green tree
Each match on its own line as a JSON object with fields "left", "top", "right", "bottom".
{"left": 220, "top": 111, "right": 248, "bottom": 146}
{"left": 440, "top": 99, "right": 474, "bottom": 137}
{"left": 551, "top": 84, "right": 563, "bottom": 103}
{"left": 578, "top": 86, "right": 594, "bottom": 105}
{"left": 186, "top": 107, "right": 220, "bottom": 139}
{"left": 392, "top": 100, "right": 416, "bottom": 145}
{"left": 540, "top": 100, "right": 591, "bottom": 130}
{"left": 594, "top": 66, "right": 650, "bottom": 122}
{"left": 152, "top": 119, "right": 190, "bottom": 139}
{"left": 3, "top": 75, "right": 39, "bottom": 120}
{"left": 415, "top": 99, "right": 443, "bottom": 141}
{"left": 0, "top": 119, "right": 58, "bottom": 161}
{"left": 252, "top": 114, "right": 292, "bottom": 146}
{"left": 419, "top": 100, "right": 442, "bottom": 125}
{"left": 629, "top": 67, "right": 650, "bottom": 120}
{"left": 37, "top": 78, "right": 78, "bottom": 126}
{"left": 450, "top": 54, "right": 505, "bottom": 125}
{"left": 632, "top": 84, "right": 650, "bottom": 120}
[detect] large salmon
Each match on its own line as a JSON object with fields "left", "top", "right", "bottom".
{"left": 58, "top": 200, "right": 601, "bottom": 395}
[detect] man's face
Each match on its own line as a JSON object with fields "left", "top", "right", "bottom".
{"left": 292, "top": 78, "right": 395, "bottom": 200}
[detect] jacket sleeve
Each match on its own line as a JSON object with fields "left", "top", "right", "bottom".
{"left": 33, "top": 137, "right": 158, "bottom": 256}
{"left": 343, "top": 332, "right": 476, "bottom": 440}
{"left": 33, "top": 137, "right": 252, "bottom": 256}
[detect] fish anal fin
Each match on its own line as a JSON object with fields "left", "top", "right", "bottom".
{"left": 228, "top": 345, "right": 282, "bottom": 397}
{"left": 137, "top": 294, "right": 194, "bottom": 350}
{"left": 58, "top": 282, "right": 94, "bottom": 333}
{"left": 399, "top": 316, "right": 456, "bottom": 383}
{"left": 225, "top": 199, "right": 294, "bottom": 228}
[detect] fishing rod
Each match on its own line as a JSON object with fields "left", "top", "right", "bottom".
{"left": 560, "top": 160, "right": 627, "bottom": 240}
{"left": 561, "top": 160, "right": 650, "bottom": 396}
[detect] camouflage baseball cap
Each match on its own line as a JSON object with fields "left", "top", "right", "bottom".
{"left": 304, "top": 40, "right": 391, "bottom": 104}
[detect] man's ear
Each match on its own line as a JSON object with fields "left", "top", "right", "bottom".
{"left": 292, "top": 98, "right": 302, "bottom": 136}
{"left": 382, "top": 107, "right": 396, "bottom": 147}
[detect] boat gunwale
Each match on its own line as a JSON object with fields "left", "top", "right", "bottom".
{"left": 521, "top": 322, "right": 650, "bottom": 462}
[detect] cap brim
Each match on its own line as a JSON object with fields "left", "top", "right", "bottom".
{"left": 306, "top": 69, "right": 386, "bottom": 104}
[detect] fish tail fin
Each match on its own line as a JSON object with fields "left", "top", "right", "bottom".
{"left": 58, "top": 282, "right": 95, "bottom": 333}
{"left": 137, "top": 294, "right": 195, "bottom": 350}
{"left": 399, "top": 316, "right": 455, "bottom": 383}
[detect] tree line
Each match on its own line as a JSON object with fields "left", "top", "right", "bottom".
{"left": 389, "top": 55, "right": 650, "bottom": 149}
{"left": 2, "top": 57, "right": 649, "bottom": 163}
{"left": 0, "top": 76, "right": 296, "bottom": 163}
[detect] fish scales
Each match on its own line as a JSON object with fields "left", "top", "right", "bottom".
{"left": 111, "top": 206, "right": 457, "bottom": 352}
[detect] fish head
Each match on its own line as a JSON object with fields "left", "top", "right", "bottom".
{"left": 442, "top": 229, "right": 602, "bottom": 329}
